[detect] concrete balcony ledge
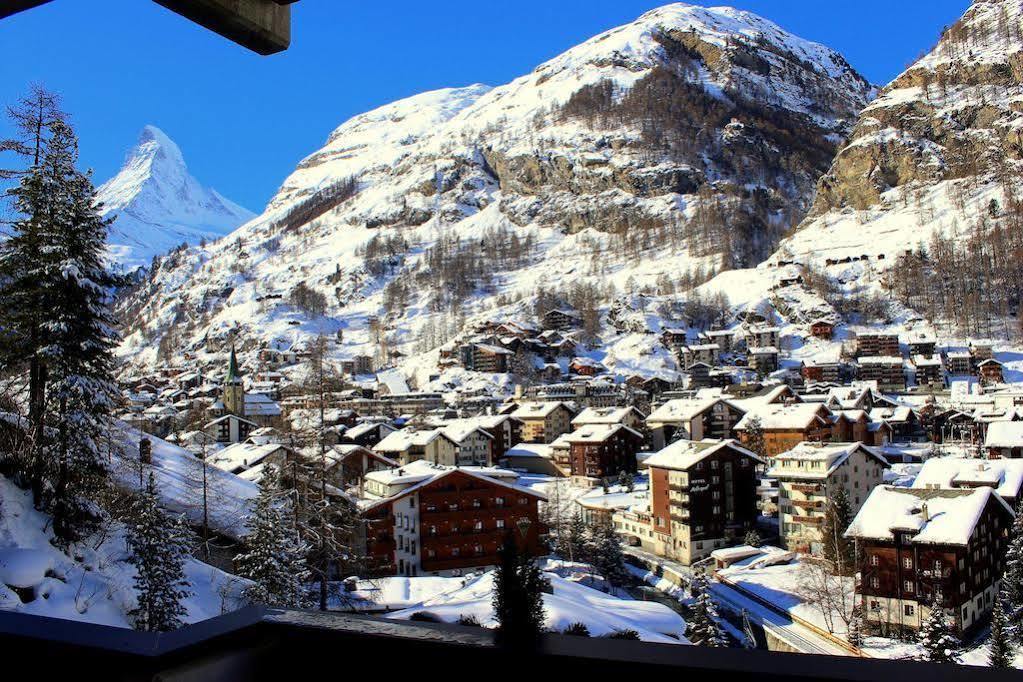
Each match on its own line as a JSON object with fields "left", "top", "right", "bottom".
{"left": 1, "top": 606, "right": 1021, "bottom": 681}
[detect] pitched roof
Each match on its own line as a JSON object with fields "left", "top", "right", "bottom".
{"left": 985, "top": 421, "right": 1023, "bottom": 448}
{"left": 734, "top": 403, "right": 829, "bottom": 431}
{"left": 912, "top": 457, "right": 1023, "bottom": 501}
{"left": 563, "top": 423, "right": 643, "bottom": 444}
{"left": 845, "top": 486, "right": 1012, "bottom": 546}
{"left": 645, "top": 438, "right": 763, "bottom": 471}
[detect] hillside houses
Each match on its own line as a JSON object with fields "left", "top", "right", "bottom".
{"left": 734, "top": 403, "right": 833, "bottom": 456}
{"left": 646, "top": 397, "right": 746, "bottom": 450}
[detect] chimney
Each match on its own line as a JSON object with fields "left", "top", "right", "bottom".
{"left": 920, "top": 502, "right": 930, "bottom": 522}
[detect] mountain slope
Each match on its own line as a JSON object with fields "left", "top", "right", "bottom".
{"left": 771, "top": 0, "right": 1023, "bottom": 270}
{"left": 98, "top": 125, "right": 255, "bottom": 271}
{"left": 117, "top": 3, "right": 872, "bottom": 382}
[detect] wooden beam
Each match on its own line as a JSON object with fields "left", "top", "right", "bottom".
{"left": 152, "top": 0, "right": 292, "bottom": 55}
{"left": 0, "top": 0, "right": 54, "bottom": 20}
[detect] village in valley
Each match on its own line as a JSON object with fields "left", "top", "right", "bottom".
{"left": 117, "top": 283, "right": 1023, "bottom": 659}
{"left": 4, "top": 0, "right": 1023, "bottom": 672}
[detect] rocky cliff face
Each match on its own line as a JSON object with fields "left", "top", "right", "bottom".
{"left": 774, "top": 0, "right": 1023, "bottom": 267}
{"left": 116, "top": 3, "right": 871, "bottom": 376}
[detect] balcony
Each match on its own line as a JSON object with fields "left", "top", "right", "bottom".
{"left": 421, "top": 554, "right": 501, "bottom": 573}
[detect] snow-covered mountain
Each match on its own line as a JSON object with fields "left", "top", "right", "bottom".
{"left": 117, "top": 3, "right": 873, "bottom": 380}
{"left": 97, "top": 125, "right": 255, "bottom": 271}
{"left": 768, "top": 0, "right": 1023, "bottom": 271}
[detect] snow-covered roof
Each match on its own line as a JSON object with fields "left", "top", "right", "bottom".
{"left": 511, "top": 401, "right": 572, "bottom": 419}
{"left": 734, "top": 403, "right": 829, "bottom": 431}
{"left": 504, "top": 443, "right": 555, "bottom": 460}
{"left": 345, "top": 421, "right": 395, "bottom": 439}
{"left": 646, "top": 397, "right": 726, "bottom": 424}
{"left": 363, "top": 463, "right": 542, "bottom": 511}
{"left": 912, "top": 458, "right": 1023, "bottom": 501}
{"left": 768, "top": 441, "right": 888, "bottom": 479}
{"left": 243, "top": 392, "right": 281, "bottom": 417}
{"left": 985, "top": 421, "right": 1023, "bottom": 448}
{"left": 439, "top": 422, "right": 493, "bottom": 444}
{"left": 845, "top": 486, "right": 1012, "bottom": 546}
{"left": 571, "top": 406, "right": 644, "bottom": 426}
{"left": 373, "top": 428, "right": 447, "bottom": 453}
{"left": 563, "top": 423, "right": 642, "bottom": 444}
{"left": 207, "top": 442, "right": 286, "bottom": 474}
{"left": 645, "top": 438, "right": 762, "bottom": 471}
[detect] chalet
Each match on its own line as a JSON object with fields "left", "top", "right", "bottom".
{"left": 749, "top": 347, "right": 780, "bottom": 375}
{"left": 564, "top": 423, "right": 644, "bottom": 485}
{"left": 362, "top": 467, "right": 545, "bottom": 577}
{"left": 809, "top": 319, "right": 835, "bottom": 340}
{"left": 744, "top": 325, "right": 780, "bottom": 350}
{"left": 802, "top": 360, "right": 841, "bottom": 384}
{"left": 206, "top": 441, "right": 294, "bottom": 476}
{"left": 704, "top": 329, "right": 735, "bottom": 353}
{"left": 856, "top": 356, "right": 906, "bottom": 391}
{"left": 855, "top": 333, "right": 900, "bottom": 358}
{"left": 571, "top": 406, "right": 646, "bottom": 431}
{"left": 970, "top": 342, "right": 994, "bottom": 363}
{"left": 372, "top": 428, "right": 457, "bottom": 467}
{"left": 341, "top": 421, "right": 396, "bottom": 448}
{"left": 438, "top": 423, "right": 494, "bottom": 467}
{"left": 985, "top": 421, "right": 1023, "bottom": 459}
{"left": 544, "top": 309, "right": 582, "bottom": 331}
{"left": 325, "top": 444, "right": 397, "bottom": 491}
{"left": 913, "top": 458, "right": 1023, "bottom": 508}
{"left": 830, "top": 410, "right": 891, "bottom": 447}
{"left": 569, "top": 357, "right": 605, "bottom": 377}
{"left": 945, "top": 351, "right": 973, "bottom": 376}
{"left": 734, "top": 403, "right": 832, "bottom": 456}
{"left": 686, "top": 362, "right": 713, "bottom": 388}
{"left": 459, "top": 343, "right": 513, "bottom": 373}
{"left": 661, "top": 328, "right": 688, "bottom": 352}
{"left": 203, "top": 413, "right": 257, "bottom": 445}
{"left": 847, "top": 486, "right": 1014, "bottom": 635}
{"left": 439, "top": 414, "right": 521, "bottom": 462}
{"left": 978, "top": 359, "right": 1005, "bottom": 385}
{"left": 646, "top": 397, "right": 746, "bottom": 450}
{"left": 913, "top": 355, "right": 943, "bottom": 388}
{"left": 769, "top": 441, "right": 889, "bottom": 555}
{"left": 647, "top": 439, "right": 763, "bottom": 565}
{"left": 511, "top": 401, "right": 576, "bottom": 443}
{"left": 869, "top": 405, "right": 922, "bottom": 441}
{"left": 501, "top": 443, "right": 562, "bottom": 476}
{"left": 907, "top": 335, "right": 937, "bottom": 359}
{"left": 682, "top": 344, "right": 720, "bottom": 369}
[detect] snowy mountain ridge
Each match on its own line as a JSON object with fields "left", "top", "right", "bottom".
{"left": 97, "top": 125, "right": 255, "bottom": 271}
{"left": 117, "top": 3, "right": 875, "bottom": 385}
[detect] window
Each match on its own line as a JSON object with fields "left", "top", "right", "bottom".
{"left": 870, "top": 555, "right": 879, "bottom": 567}
{"left": 903, "top": 557, "right": 913, "bottom": 570}
{"left": 496, "top": 519, "right": 505, "bottom": 529}
{"left": 904, "top": 580, "right": 914, "bottom": 593}
{"left": 904, "top": 605, "right": 915, "bottom": 617}
{"left": 870, "top": 577, "right": 880, "bottom": 589}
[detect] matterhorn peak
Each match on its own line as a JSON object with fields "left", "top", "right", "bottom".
{"left": 96, "top": 126, "right": 254, "bottom": 271}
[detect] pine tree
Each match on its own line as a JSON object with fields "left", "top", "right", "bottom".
{"left": 848, "top": 605, "right": 864, "bottom": 648}
{"left": 989, "top": 597, "right": 1014, "bottom": 669}
{"left": 1003, "top": 499, "right": 1023, "bottom": 640}
{"left": 127, "top": 473, "right": 193, "bottom": 632}
{"left": 34, "top": 121, "right": 121, "bottom": 542}
{"left": 235, "top": 465, "right": 310, "bottom": 608}
{"left": 821, "top": 485, "right": 855, "bottom": 576}
{"left": 743, "top": 416, "right": 766, "bottom": 457}
{"left": 917, "top": 598, "right": 961, "bottom": 664}
{"left": 687, "top": 572, "right": 727, "bottom": 647}
{"left": 558, "top": 509, "right": 589, "bottom": 563}
{"left": 590, "top": 516, "right": 627, "bottom": 588}
{"left": 743, "top": 529, "right": 763, "bottom": 548}
{"left": 493, "top": 531, "right": 547, "bottom": 648}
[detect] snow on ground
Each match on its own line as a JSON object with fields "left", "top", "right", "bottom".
{"left": 0, "top": 475, "right": 249, "bottom": 628}
{"left": 382, "top": 568, "right": 688, "bottom": 643}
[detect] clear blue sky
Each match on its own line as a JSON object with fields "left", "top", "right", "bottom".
{"left": 0, "top": 0, "right": 970, "bottom": 213}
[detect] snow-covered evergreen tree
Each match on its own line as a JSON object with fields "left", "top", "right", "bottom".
{"left": 743, "top": 529, "right": 763, "bottom": 548}
{"left": 590, "top": 516, "right": 627, "bottom": 587}
{"left": 557, "top": 509, "right": 588, "bottom": 563}
{"left": 1003, "top": 499, "right": 1023, "bottom": 640}
{"left": 821, "top": 485, "right": 855, "bottom": 576}
{"left": 127, "top": 473, "right": 193, "bottom": 632}
{"left": 37, "top": 121, "right": 121, "bottom": 542}
{"left": 917, "top": 598, "right": 960, "bottom": 664}
{"left": 989, "top": 597, "right": 1014, "bottom": 669}
{"left": 743, "top": 416, "right": 766, "bottom": 457}
{"left": 236, "top": 464, "right": 309, "bottom": 608}
{"left": 847, "top": 605, "right": 864, "bottom": 648}
{"left": 493, "top": 531, "right": 547, "bottom": 648}
{"left": 687, "top": 572, "right": 727, "bottom": 647}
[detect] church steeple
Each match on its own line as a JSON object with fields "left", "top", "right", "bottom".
{"left": 223, "top": 345, "right": 245, "bottom": 417}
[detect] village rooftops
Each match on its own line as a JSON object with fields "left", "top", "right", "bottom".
{"left": 645, "top": 438, "right": 762, "bottom": 471}
{"left": 646, "top": 397, "right": 733, "bottom": 424}
{"left": 439, "top": 422, "right": 494, "bottom": 444}
{"left": 511, "top": 401, "right": 573, "bottom": 419}
{"left": 845, "top": 486, "right": 1012, "bottom": 546}
{"left": 984, "top": 421, "right": 1023, "bottom": 448}
{"left": 912, "top": 458, "right": 1023, "bottom": 501}
{"left": 563, "top": 423, "right": 643, "bottom": 444}
{"left": 504, "top": 443, "right": 555, "bottom": 459}
{"left": 206, "top": 441, "right": 287, "bottom": 474}
{"left": 734, "top": 403, "right": 828, "bottom": 431}
{"left": 857, "top": 356, "right": 905, "bottom": 366}
{"left": 373, "top": 428, "right": 450, "bottom": 453}
{"left": 344, "top": 421, "right": 395, "bottom": 440}
{"left": 361, "top": 461, "right": 541, "bottom": 510}
{"left": 571, "top": 406, "right": 645, "bottom": 426}
{"left": 767, "top": 441, "right": 888, "bottom": 480}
